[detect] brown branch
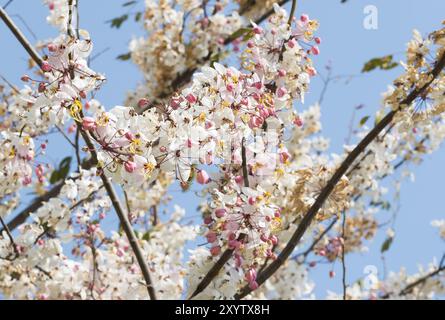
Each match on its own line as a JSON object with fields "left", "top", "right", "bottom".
{"left": 382, "top": 254, "right": 445, "bottom": 299}
{"left": 235, "top": 51, "right": 445, "bottom": 299}
{"left": 80, "top": 129, "right": 158, "bottom": 300}
{"left": 241, "top": 137, "right": 249, "bottom": 187}
{"left": 1, "top": 181, "right": 65, "bottom": 233}
{"left": 341, "top": 211, "right": 347, "bottom": 300}
{"left": 0, "top": 5, "right": 157, "bottom": 300}
{"left": 294, "top": 217, "right": 338, "bottom": 261}
{"left": 0, "top": 6, "right": 43, "bottom": 67}
{"left": 188, "top": 138, "right": 251, "bottom": 299}
{"left": 0, "top": 215, "right": 19, "bottom": 257}
{"left": 288, "top": 0, "right": 297, "bottom": 25}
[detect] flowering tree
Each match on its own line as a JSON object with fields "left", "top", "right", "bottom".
{"left": 0, "top": 0, "right": 444, "bottom": 300}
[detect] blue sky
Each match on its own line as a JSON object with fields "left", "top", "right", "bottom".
{"left": 1, "top": 0, "right": 444, "bottom": 298}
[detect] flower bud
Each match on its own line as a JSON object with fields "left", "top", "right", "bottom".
{"left": 41, "top": 61, "right": 52, "bottom": 72}
{"left": 124, "top": 161, "right": 137, "bottom": 173}
{"left": 215, "top": 208, "right": 226, "bottom": 218}
{"left": 82, "top": 117, "right": 96, "bottom": 131}
{"left": 210, "top": 245, "right": 221, "bottom": 256}
{"left": 196, "top": 169, "right": 210, "bottom": 185}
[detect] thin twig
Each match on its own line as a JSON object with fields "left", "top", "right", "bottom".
{"left": 288, "top": 0, "right": 297, "bottom": 26}
{"left": 241, "top": 138, "right": 249, "bottom": 187}
{"left": 0, "top": 215, "right": 19, "bottom": 256}
{"left": 2, "top": 0, "right": 13, "bottom": 9}
{"left": 0, "top": 7, "right": 43, "bottom": 67}
{"left": 341, "top": 211, "right": 347, "bottom": 300}
{"left": 382, "top": 254, "right": 445, "bottom": 299}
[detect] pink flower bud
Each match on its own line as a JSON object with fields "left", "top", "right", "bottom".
{"left": 68, "top": 124, "right": 77, "bottom": 134}
{"left": 252, "top": 81, "right": 262, "bottom": 90}
{"left": 38, "top": 82, "right": 46, "bottom": 93}
{"left": 185, "top": 93, "right": 197, "bottom": 104}
{"left": 247, "top": 41, "right": 254, "bottom": 48}
{"left": 309, "top": 261, "right": 317, "bottom": 268}
{"left": 307, "top": 66, "right": 317, "bottom": 77}
{"left": 300, "top": 14, "right": 309, "bottom": 22}
{"left": 196, "top": 169, "right": 210, "bottom": 185}
{"left": 125, "top": 131, "right": 135, "bottom": 141}
{"left": 314, "top": 37, "right": 321, "bottom": 44}
{"left": 248, "top": 197, "right": 256, "bottom": 205}
{"left": 228, "top": 240, "right": 241, "bottom": 250}
{"left": 226, "top": 83, "right": 234, "bottom": 92}
{"left": 235, "top": 175, "right": 243, "bottom": 184}
{"left": 21, "top": 75, "right": 30, "bottom": 82}
{"left": 40, "top": 143, "right": 47, "bottom": 150}
{"left": 22, "top": 176, "right": 32, "bottom": 186}
{"left": 41, "top": 61, "right": 52, "bottom": 72}
{"left": 311, "top": 46, "right": 320, "bottom": 55}
{"left": 259, "top": 108, "right": 269, "bottom": 119}
{"left": 206, "top": 232, "right": 217, "bottom": 243}
{"left": 249, "top": 116, "right": 263, "bottom": 128}
{"left": 47, "top": 43, "right": 57, "bottom": 52}
{"left": 253, "top": 26, "right": 263, "bottom": 35}
{"left": 204, "top": 216, "right": 213, "bottom": 225}
{"left": 124, "top": 161, "right": 137, "bottom": 173}
{"left": 293, "top": 116, "right": 303, "bottom": 127}
{"left": 79, "top": 91, "right": 87, "bottom": 99}
{"left": 277, "top": 87, "right": 288, "bottom": 98}
{"left": 215, "top": 208, "right": 226, "bottom": 218}
{"left": 82, "top": 117, "right": 96, "bottom": 131}
{"left": 245, "top": 268, "right": 257, "bottom": 282}
{"left": 279, "top": 151, "right": 291, "bottom": 163}
{"left": 170, "top": 98, "right": 181, "bottom": 110}
{"left": 269, "top": 235, "right": 278, "bottom": 245}
{"left": 287, "top": 39, "right": 296, "bottom": 48}
{"left": 138, "top": 98, "right": 149, "bottom": 109}
{"left": 210, "top": 245, "right": 221, "bottom": 256}
{"left": 260, "top": 234, "right": 268, "bottom": 242}
{"left": 278, "top": 69, "right": 286, "bottom": 77}
{"left": 329, "top": 270, "right": 335, "bottom": 278}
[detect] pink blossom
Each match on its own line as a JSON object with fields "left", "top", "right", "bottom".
{"left": 196, "top": 169, "right": 210, "bottom": 184}
{"left": 124, "top": 161, "right": 137, "bottom": 173}
{"left": 82, "top": 117, "right": 96, "bottom": 131}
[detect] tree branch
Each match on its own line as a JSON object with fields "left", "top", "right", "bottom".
{"left": 235, "top": 51, "right": 445, "bottom": 299}
{"left": 0, "top": 4, "right": 157, "bottom": 300}
{"left": 382, "top": 254, "right": 445, "bottom": 299}
{"left": 0, "top": 6, "right": 43, "bottom": 67}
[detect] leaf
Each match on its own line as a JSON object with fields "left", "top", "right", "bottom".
{"left": 108, "top": 14, "right": 129, "bottom": 29}
{"left": 135, "top": 11, "right": 142, "bottom": 22}
{"left": 50, "top": 156, "right": 72, "bottom": 184}
{"left": 381, "top": 236, "right": 394, "bottom": 253}
{"left": 227, "top": 27, "right": 252, "bottom": 42}
{"left": 359, "top": 115, "right": 370, "bottom": 127}
{"left": 117, "top": 52, "right": 131, "bottom": 61}
{"left": 122, "top": 0, "right": 137, "bottom": 6}
{"left": 362, "top": 55, "right": 398, "bottom": 73}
